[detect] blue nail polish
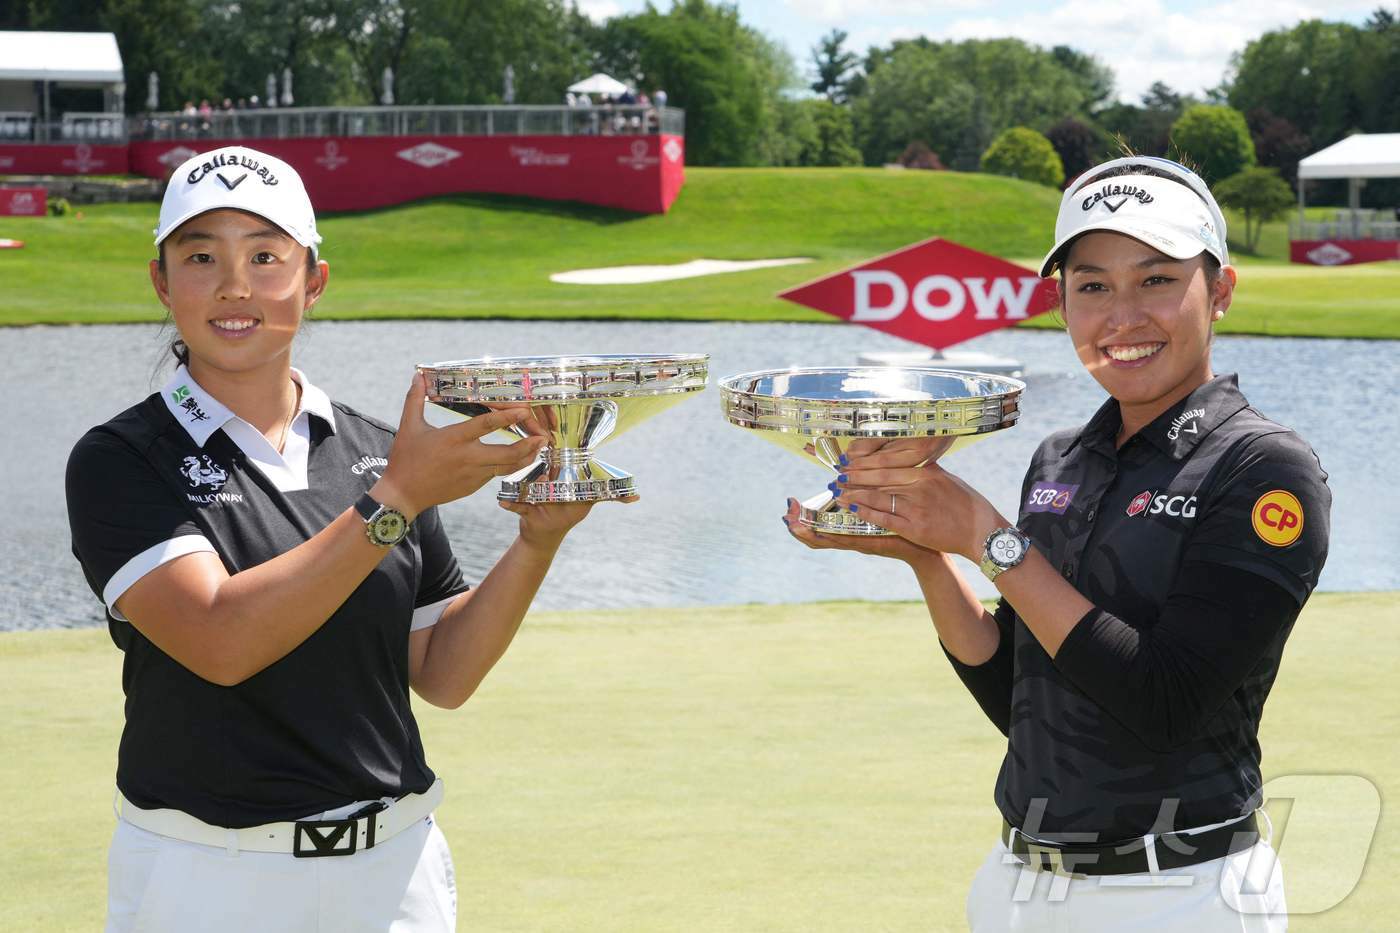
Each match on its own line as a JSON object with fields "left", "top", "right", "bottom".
{"left": 828, "top": 484, "right": 841, "bottom": 497}
{"left": 849, "top": 504, "right": 859, "bottom": 513}
{"left": 837, "top": 473, "right": 848, "bottom": 483}
{"left": 838, "top": 453, "right": 849, "bottom": 466}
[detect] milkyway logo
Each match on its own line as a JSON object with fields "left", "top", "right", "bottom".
{"left": 1306, "top": 242, "right": 1352, "bottom": 266}
{"left": 778, "top": 237, "right": 1060, "bottom": 351}
{"left": 396, "top": 142, "right": 461, "bottom": 169}
{"left": 662, "top": 138, "right": 683, "bottom": 163}
{"left": 509, "top": 145, "right": 570, "bottom": 167}
{"left": 315, "top": 140, "right": 349, "bottom": 171}
{"left": 1126, "top": 490, "right": 1153, "bottom": 517}
{"left": 618, "top": 139, "right": 658, "bottom": 171}
{"left": 158, "top": 146, "right": 198, "bottom": 168}
{"left": 62, "top": 143, "right": 104, "bottom": 173}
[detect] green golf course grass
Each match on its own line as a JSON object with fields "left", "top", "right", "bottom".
{"left": 2, "top": 167, "right": 1396, "bottom": 337}
{"left": 2, "top": 594, "right": 1395, "bottom": 931}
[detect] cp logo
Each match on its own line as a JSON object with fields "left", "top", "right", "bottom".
{"left": 1252, "top": 490, "right": 1303, "bottom": 547}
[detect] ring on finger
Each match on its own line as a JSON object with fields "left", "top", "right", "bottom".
{"left": 890, "top": 494, "right": 897, "bottom": 515}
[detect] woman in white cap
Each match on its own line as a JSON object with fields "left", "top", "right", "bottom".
{"left": 66, "top": 146, "right": 616, "bottom": 931}
{"left": 784, "top": 156, "right": 1330, "bottom": 931}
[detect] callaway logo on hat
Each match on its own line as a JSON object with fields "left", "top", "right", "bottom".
{"left": 154, "top": 146, "right": 322, "bottom": 256}
{"left": 1039, "top": 157, "right": 1229, "bottom": 277}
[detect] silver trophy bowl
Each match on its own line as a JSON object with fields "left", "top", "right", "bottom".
{"left": 419, "top": 354, "right": 709, "bottom": 503}
{"left": 720, "top": 367, "right": 1024, "bottom": 535}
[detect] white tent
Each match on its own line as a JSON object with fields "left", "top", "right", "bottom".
{"left": 1297, "top": 133, "right": 1400, "bottom": 180}
{"left": 0, "top": 31, "right": 124, "bottom": 83}
{"left": 567, "top": 73, "right": 630, "bottom": 96}
{"left": 0, "top": 31, "right": 126, "bottom": 140}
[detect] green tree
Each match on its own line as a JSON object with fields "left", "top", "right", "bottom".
{"left": 1169, "top": 104, "right": 1256, "bottom": 183}
{"left": 596, "top": 1, "right": 771, "bottom": 165}
{"left": 981, "top": 126, "right": 1064, "bottom": 188}
{"left": 1214, "top": 166, "right": 1295, "bottom": 254}
{"left": 1226, "top": 21, "right": 1369, "bottom": 153}
{"left": 810, "top": 28, "right": 859, "bottom": 102}
{"left": 852, "top": 38, "right": 1097, "bottom": 169}
{"left": 1097, "top": 81, "right": 1195, "bottom": 156}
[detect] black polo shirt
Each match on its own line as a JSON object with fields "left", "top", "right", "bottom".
{"left": 947, "top": 374, "right": 1330, "bottom": 842}
{"left": 66, "top": 366, "right": 468, "bottom": 828}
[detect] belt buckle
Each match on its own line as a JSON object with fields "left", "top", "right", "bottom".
{"left": 293, "top": 818, "right": 359, "bottom": 858}
{"left": 1023, "top": 841, "right": 1062, "bottom": 872}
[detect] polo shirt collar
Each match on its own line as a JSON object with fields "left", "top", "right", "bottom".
{"left": 1065, "top": 373, "right": 1249, "bottom": 461}
{"left": 159, "top": 364, "right": 337, "bottom": 448}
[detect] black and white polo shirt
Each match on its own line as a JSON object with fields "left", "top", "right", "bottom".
{"left": 947, "top": 374, "right": 1331, "bottom": 841}
{"left": 66, "top": 365, "right": 469, "bottom": 828}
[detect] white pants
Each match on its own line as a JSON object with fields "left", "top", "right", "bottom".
{"left": 105, "top": 811, "right": 456, "bottom": 932}
{"left": 967, "top": 838, "right": 1287, "bottom": 932}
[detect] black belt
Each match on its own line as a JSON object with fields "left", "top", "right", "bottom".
{"left": 1000, "top": 813, "right": 1260, "bottom": 876}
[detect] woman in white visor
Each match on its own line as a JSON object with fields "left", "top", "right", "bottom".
{"left": 67, "top": 146, "right": 618, "bottom": 932}
{"left": 784, "top": 156, "right": 1330, "bottom": 931}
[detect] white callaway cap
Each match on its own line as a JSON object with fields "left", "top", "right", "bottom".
{"left": 1040, "top": 157, "right": 1228, "bottom": 278}
{"left": 154, "top": 146, "right": 322, "bottom": 256}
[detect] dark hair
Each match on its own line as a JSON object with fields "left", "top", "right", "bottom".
{"left": 156, "top": 242, "right": 320, "bottom": 367}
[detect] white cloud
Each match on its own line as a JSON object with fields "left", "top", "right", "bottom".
{"left": 791, "top": 0, "right": 982, "bottom": 24}
{"left": 576, "top": 0, "right": 622, "bottom": 23}
{"left": 943, "top": 0, "right": 1380, "bottom": 101}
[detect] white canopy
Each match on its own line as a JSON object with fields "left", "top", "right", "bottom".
{"left": 1297, "top": 133, "right": 1400, "bottom": 180}
{"left": 567, "top": 73, "right": 630, "bottom": 96}
{"left": 0, "top": 31, "right": 124, "bottom": 83}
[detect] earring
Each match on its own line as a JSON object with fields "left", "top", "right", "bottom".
{"left": 1212, "top": 309, "right": 1225, "bottom": 321}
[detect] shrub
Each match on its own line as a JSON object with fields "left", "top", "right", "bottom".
{"left": 1170, "top": 105, "right": 1256, "bottom": 183}
{"left": 980, "top": 127, "right": 1064, "bottom": 188}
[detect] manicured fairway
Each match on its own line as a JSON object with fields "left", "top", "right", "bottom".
{"left": 2, "top": 167, "right": 1395, "bottom": 337}
{"left": 2, "top": 594, "right": 1394, "bottom": 931}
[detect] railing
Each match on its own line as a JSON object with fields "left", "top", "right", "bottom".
{"left": 1292, "top": 211, "right": 1400, "bottom": 241}
{"left": 0, "top": 105, "right": 685, "bottom": 146}
{"left": 0, "top": 112, "right": 128, "bottom": 144}
{"left": 128, "top": 105, "right": 684, "bottom": 142}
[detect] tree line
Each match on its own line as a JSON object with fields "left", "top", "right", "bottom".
{"left": 5, "top": 0, "right": 1398, "bottom": 207}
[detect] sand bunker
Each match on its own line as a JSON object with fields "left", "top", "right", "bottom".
{"left": 551, "top": 257, "right": 812, "bottom": 285}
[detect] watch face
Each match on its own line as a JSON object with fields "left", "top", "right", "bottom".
{"left": 373, "top": 511, "right": 408, "bottom": 544}
{"left": 989, "top": 531, "right": 1025, "bottom": 566}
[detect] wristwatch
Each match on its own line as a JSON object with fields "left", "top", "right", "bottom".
{"left": 979, "top": 526, "right": 1031, "bottom": 582}
{"left": 355, "top": 492, "right": 411, "bottom": 547}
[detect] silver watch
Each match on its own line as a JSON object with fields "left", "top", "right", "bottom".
{"left": 979, "top": 526, "right": 1031, "bottom": 582}
{"left": 355, "top": 492, "right": 410, "bottom": 548}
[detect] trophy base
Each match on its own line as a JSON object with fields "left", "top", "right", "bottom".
{"left": 798, "top": 491, "right": 894, "bottom": 537}
{"left": 498, "top": 455, "right": 636, "bottom": 503}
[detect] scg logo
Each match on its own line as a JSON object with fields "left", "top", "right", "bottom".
{"left": 1128, "top": 490, "right": 1198, "bottom": 519}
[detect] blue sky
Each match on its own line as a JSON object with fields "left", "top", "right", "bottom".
{"left": 575, "top": 0, "right": 1382, "bottom": 102}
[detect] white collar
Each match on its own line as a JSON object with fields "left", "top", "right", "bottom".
{"left": 159, "top": 364, "right": 336, "bottom": 448}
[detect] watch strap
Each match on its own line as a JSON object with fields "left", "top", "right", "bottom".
{"left": 354, "top": 491, "right": 381, "bottom": 521}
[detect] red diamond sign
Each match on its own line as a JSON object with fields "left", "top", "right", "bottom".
{"left": 778, "top": 237, "right": 1060, "bottom": 351}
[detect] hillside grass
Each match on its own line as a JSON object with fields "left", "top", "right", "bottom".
{"left": 1, "top": 594, "right": 1395, "bottom": 931}
{"left": 1, "top": 167, "right": 1395, "bottom": 337}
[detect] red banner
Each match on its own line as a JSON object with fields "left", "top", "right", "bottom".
{"left": 0, "top": 187, "right": 46, "bottom": 216}
{"left": 778, "top": 237, "right": 1060, "bottom": 351}
{"left": 128, "top": 134, "right": 684, "bottom": 215}
{"left": 0, "top": 144, "right": 129, "bottom": 176}
{"left": 1290, "top": 239, "right": 1400, "bottom": 266}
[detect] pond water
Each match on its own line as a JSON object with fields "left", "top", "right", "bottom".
{"left": 2, "top": 320, "right": 1393, "bottom": 631}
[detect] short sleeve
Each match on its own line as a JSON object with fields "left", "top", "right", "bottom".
{"left": 66, "top": 431, "right": 214, "bottom": 616}
{"left": 1183, "top": 431, "right": 1331, "bottom": 605}
{"left": 410, "top": 505, "right": 470, "bottom": 631}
